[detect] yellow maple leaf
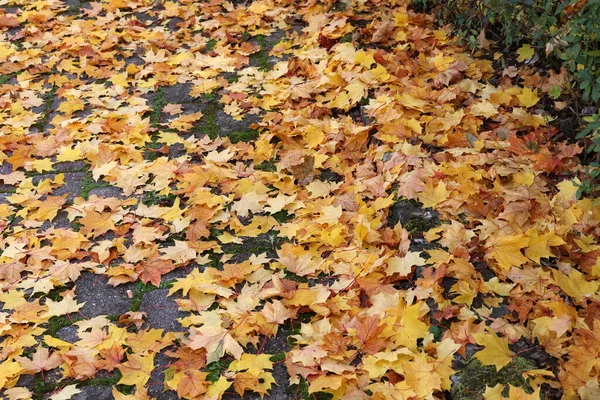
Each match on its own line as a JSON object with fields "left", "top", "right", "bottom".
{"left": 473, "top": 329, "right": 514, "bottom": 370}
{"left": 49, "top": 385, "right": 81, "bottom": 400}
{"left": 0, "top": 360, "right": 23, "bottom": 388}
{"left": 401, "top": 352, "right": 442, "bottom": 398}
{"left": 117, "top": 354, "right": 155, "bottom": 387}
{"left": 418, "top": 181, "right": 448, "bottom": 208}
{"left": 387, "top": 252, "right": 426, "bottom": 276}
{"left": 509, "top": 386, "right": 541, "bottom": 400}
{"left": 517, "top": 87, "right": 540, "bottom": 108}
{"left": 516, "top": 44, "right": 535, "bottom": 62}
{"left": 205, "top": 376, "right": 232, "bottom": 400}
{"left": 229, "top": 354, "right": 273, "bottom": 376}
{"left": 483, "top": 384, "right": 505, "bottom": 400}
{"left": 486, "top": 234, "right": 529, "bottom": 271}
{"left": 43, "top": 295, "right": 84, "bottom": 318}
{"left": 524, "top": 230, "right": 565, "bottom": 263}
{"left": 552, "top": 268, "right": 600, "bottom": 302}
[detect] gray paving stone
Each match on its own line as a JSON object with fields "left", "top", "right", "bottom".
{"left": 180, "top": 102, "right": 203, "bottom": 114}
{"left": 162, "top": 265, "right": 196, "bottom": 281}
{"left": 216, "top": 109, "right": 260, "bottom": 135}
{"left": 57, "top": 325, "right": 79, "bottom": 343}
{"left": 88, "top": 185, "right": 124, "bottom": 199}
{"left": 72, "top": 385, "right": 113, "bottom": 400}
{"left": 41, "top": 210, "right": 72, "bottom": 231}
{"left": 52, "top": 160, "right": 88, "bottom": 173}
{"left": 268, "top": 363, "right": 290, "bottom": 399}
{"left": 162, "top": 83, "right": 193, "bottom": 104}
{"left": 140, "top": 289, "right": 186, "bottom": 332}
{"left": 31, "top": 172, "right": 86, "bottom": 203}
{"left": 167, "top": 17, "right": 184, "bottom": 32}
{"left": 15, "top": 374, "right": 34, "bottom": 389}
{"left": 134, "top": 12, "right": 154, "bottom": 24}
{"left": 0, "top": 193, "right": 11, "bottom": 204}
{"left": 54, "top": 172, "right": 86, "bottom": 202}
{"left": 0, "top": 163, "right": 12, "bottom": 174}
{"left": 264, "top": 326, "right": 291, "bottom": 354}
{"left": 75, "top": 272, "right": 132, "bottom": 318}
{"left": 148, "top": 352, "right": 178, "bottom": 399}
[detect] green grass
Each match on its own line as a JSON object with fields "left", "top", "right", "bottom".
{"left": 193, "top": 99, "right": 221, "bottom": 139}
{"left": 205, "top": 39, "right": 217, "bottom": 51}
{"left": 228, "top": 129, "right": 259, "bottom": 143}
{"left": 46, "top": 315, "right": 83, "bottom": 337}
{"left": 221, "top": 233, "right": 286, "bottom": 255}
{"left": 33, "top": 375, "right": 58, "bottom": 400}
{"left": 254, "top": 160, "right": 277, "bottom": 172}
{"left": 204, "top": 359, "right": 231, "bottom": 382}
{"left": 0, "top": 74, "right": 12, "bottom": 85}
{"left": 82, "top": 371, "right": 122, "bottom": 386}
{"left": 81, "top": 172, "right": 111, "bottom": 200}
{"left": 271, "top": 210, "right": 293, "bottom": 224}
{"left": 451, "top": 357, "right": 536, "bottom": 399}
{"left": 142, "top": 190, "right": 177, "bottom": 206}
{"left": 339, "top": 33, "right": 353, "bottom": 43}
{"left": 32, "top": 85, "right": 58, "bottom": 132}
{"left": 72, "top": 221, "right": 83, "bottom": 232}
{"left": 129, "top": 281, "right": 158, "bottom": 312}
{"left": 150, "top": 87, "right": 166, "bottom": 128}
{"left": 253, "top": 35, "right": 270, "bottom": 72}
{"left": 269, "top": 352, "right": 286, "bottom": 362}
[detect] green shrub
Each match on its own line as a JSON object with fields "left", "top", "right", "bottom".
{"left": 412, "top": 0, "right": 600, "bottom": 101}
{"left": 554, "top": 0, "right": 600, "bottom": 103}
{"left": 576, "top": 113, "right": 600, "bottom": 198}
{"left": 412, "top": 0, "right": 600, "bottom": 195}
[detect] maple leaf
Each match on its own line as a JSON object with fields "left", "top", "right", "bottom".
{"left": 79, "top": 210, "right": 115, "bottom": 238}
{"left": 233, "top": 371, "right": 268, "bottom": 397}
{"left": 49, "top": 385, "right": 81, "bottom": 400}
{"left": 0, "top": 14, "right": 19, "bottom": 28}
{"left": 418, "top": 181, "right": 448, "bottom": 208}
{"left": 477, "top": 29, "right": 492, "bottom": 50}
{"left": 371, "top": 20, "right": 395, "bottom": 44}
{"left": 262, "top": 300, "right": 296, "bottom": 325}
{"left": 552, "top": 268, "right": 600, "bottom": 302}
{"left": 393, "top": 302, "right": 430, "bottom": 351}
{"left": 177, "top": 370, "right": 208, "bottom": 398}
{"left": 117, "top": 354, "right": 155, "bottom": 387}
{"left": 517, "top": 87, "right": 540, "bottom": 108}
{"left": 473, "top": 329, "right": 514, "bottom": 370}
{"left": 15, "top": 345, "right": 62, "bottom": 374}
{"left": 486, "top": 234, "right": 530, "bottom": 271}
{"left": 43, "top": 295, "right": 85, "bottom": 317}
{"left": 387, "top": 252, "right": 426, "bottom": 276}
{"left": 508, "top": 386, "right": 540, "bottom": 399}
{"left": 0, "top": 360, "right": 23, "bottom": 388}
{"left": 187, "top": 326, "right": 243, "bottom": 363}
{"left": 229, "top": 354, "right": 274, "bottom": 377}
{"left": 516, "top": 44, "right": 535, "bottom": 62}
{"left": 136, "top": 253, "right": 176, "bottom": 286}
{"left": 401, "top": 353, "right": 443, "bottom": 398}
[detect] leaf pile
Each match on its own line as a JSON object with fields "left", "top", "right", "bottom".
{"left": 0, "top": 0, "right": 598, "bottom": 399}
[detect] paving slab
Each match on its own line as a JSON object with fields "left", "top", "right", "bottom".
{"left": 88, "top": 185, "right": 124, "bottom": 199}
{"left": 52, "top": 160, "right": 88, "bottom": 173}
{"left": 148, "top": 352, "right": 179, "bottom": 399}
{"left": 72, "top": 385, "right": 113, "bottom": 400}
{"left": 140, "top": 289, "right": 187, "bottom": 331}
{"left": 162, "top": 83, "right": 194, "bottom": 104}
{"left": 56, "top": 325, "right": 79, "bottom": 343}
{"left": 75, "top": 272, "right": 132, "bottom": 318}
